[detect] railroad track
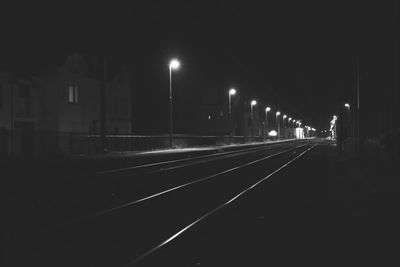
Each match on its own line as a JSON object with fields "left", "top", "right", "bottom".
{"left": 32, "top": 140, "right": 319, "bottom": 267}
{"left": 40, "top": 139, "right": 312, "bottom": 227}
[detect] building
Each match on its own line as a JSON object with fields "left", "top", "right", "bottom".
{"left": 0, "top": 53, "right": 132, "bottom": 156}
{"left": 0, "top": 72, "right": 41, "bottom": 156}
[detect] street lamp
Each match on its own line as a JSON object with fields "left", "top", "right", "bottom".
{"left": 283, "top": 114, "right": 287, "bottom": 128}
{"left": 265, "top": 106, "right": 271, "bottom": 140}
{"left": 276, "top": 111, "right": 281, "bottom": 139}
{"left": 250, "top": 100, "right": 257, "bottom": 120}
{"left": 168, "top": 58, "right": 180, "bottom": 148}
{"left": 288, "top": 117, "right": 292, "bottom": 138}
{"left": 345, "top": 103, "right": 352, "bottom": 138}
{"left": 228, "top": 88, "right": 237, "bottom": 142}
{"left": 250, "top": 100, "right": 257, "bottom": 141}
{"left": 228, "top": 88, "right": 237, "bottom": 114}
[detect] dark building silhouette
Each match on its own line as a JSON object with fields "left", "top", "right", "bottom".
{"left": 0, "top": 53, "right": 132, "bottom": 156}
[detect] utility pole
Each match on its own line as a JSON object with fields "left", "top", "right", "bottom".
{"left": 100, "top": 54, "right": 106, "bottom": 153}
{"left": 354, "top": 0, "right": 363, "bottom": 157}
{"left": 356, "top": 52, "right": 363, "bottom": 156}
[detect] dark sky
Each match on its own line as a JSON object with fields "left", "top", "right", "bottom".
{"left": 0, "top": 1, "right": 397, "bottom": 133}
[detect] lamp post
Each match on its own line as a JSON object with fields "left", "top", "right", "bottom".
{"left": 250, "top": 100, "right": 257, "bottom": 141}
{"left": 265, "top": 106, "right": 271, "bottom": 140}
{"left": 282, "top": 115, "right": 287, "bottom": 139}
{"left": 276, "top": 111, "right": 281, "bottom": 139}
{"left": 288, "top": 117, "right": 292, "bottom": 138}
{"left": 293, "top": 120, "right": 297, "bottom": 138}
{"left": 228, "top": 88, "right": 237, "bottom": 142}
{"left": 229, "top": 88, "right": 236, "bottom": 115}
{"left": 283, "top": 114, "right": 287, "bottom": 127}
{"left": 298, "top": 121, "right": 302, "bottom": 138}
{"left": 345, "top": 103, "right": 351, "bottom": 138}
{"left": 169, "top": 59, "right": 180, "bottom": 148}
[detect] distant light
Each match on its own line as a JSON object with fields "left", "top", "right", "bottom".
{"left": 311, "top": 128, "right": 316, "bottom": 131}
{"left": 208, "top": 115, "right": 211, "bottom": 120}
{"left": 283, "top": 115, "right": 287, "bottom": 119}
{"left": 344, "top": 103, "right": 350, "bottom": 108}
{"left": 251, "top": 100, "right": 257, "bottom": 106}
{"left": 229, "top": 88, "right": 236, "bottom": 95}
{"left": 268, "top": 130, "right": 278, "bottom": 137}
{"left": 169, "top": 59, "right": 180, "bottom": 70}
{"left": 293, "top": 120, "right": 296, "bottom": 123}
{"left": 276, "top": 111, "right": 281, "bottom": 116}
{"left": 289, "top": 117, "right": 292, "bottom": 121}
{"left": 333, "top": 115, "right": 337, "bottom": 120}
{"left": 265, "top": 106, "right": 271, "bottom": 112}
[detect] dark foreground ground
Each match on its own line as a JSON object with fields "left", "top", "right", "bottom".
{"left": 2, "top": 139, "right": 400, "bottom": 267}
{"left": 138, "top": 141, "right": 400, "bottom": 266}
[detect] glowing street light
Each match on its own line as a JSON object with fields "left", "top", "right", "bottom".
{"left": 250, "top": 100, "right": 257, "bottom": 141}
{"left": 228, "top": 88, "right": 237, "bottom": 142}
{"left": 250, "top": 100, "right": 257, "bottom": 120}
{"left": 287, "top": 117, "right": 292, "bottom": 138}
{"left": 276, "top": 111, "right": 281, "bottom": 139}
{"left": 265, "top": 106, "right": 271, "bottom": 139}
{"left": 344, "top": 103, "right": 352, "bottom": 138}
{"left": 283, "top": 114, "right": 287, "bottom": 128}
{"left": 228, "top": 88, "right": 237, "bottom": 114}
{"left": 168, "top": 58, "right": 180, "bottom": 148}
{"left": 170, "top": 59, "right": 180, "bottom": 70}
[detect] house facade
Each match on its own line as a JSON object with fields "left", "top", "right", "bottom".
{"left": 0, "top": 53, "right": 132, "bottom": 157}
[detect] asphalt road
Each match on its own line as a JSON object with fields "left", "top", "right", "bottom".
{"left": 10, "top": 138, "right": 391, "bottom": 267}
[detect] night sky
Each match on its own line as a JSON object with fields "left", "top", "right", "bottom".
{"left": 0, "top": 2, "right": 396, "bottom": 133}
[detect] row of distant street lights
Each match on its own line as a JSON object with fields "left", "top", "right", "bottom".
{"left": 168, "top": 58, "right": 314, "bottom": 147}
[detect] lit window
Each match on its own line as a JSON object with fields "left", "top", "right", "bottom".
{"left": 68, "top": 83, "right": 79, "bottom": 103}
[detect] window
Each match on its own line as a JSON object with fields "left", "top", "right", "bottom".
{"left": 68, "top": 83, "right": 79, "bottom": 103}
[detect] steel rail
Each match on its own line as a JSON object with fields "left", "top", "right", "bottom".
{"left": 126, "top": 143, "right": 318, "bottom": 266}
{"left": 84, "top": 139, "right": 304, "bottom": 176}
{"left": 46, "top": 142, "right": 312, "bottom": 231}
